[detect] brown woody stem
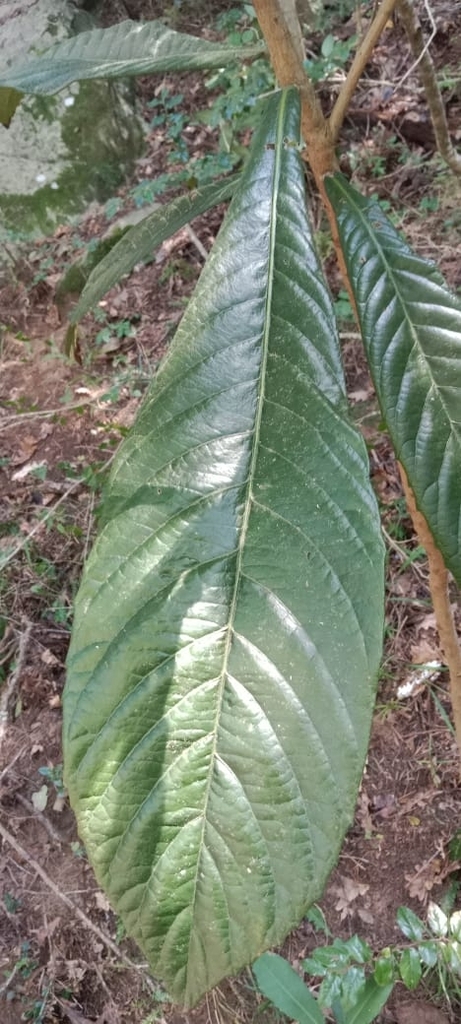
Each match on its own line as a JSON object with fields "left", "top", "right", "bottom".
{"left": 253, "top": 0, "right": 358, "bottom": 310}
{"left": 400, "top": 465, "right": 461, "bottom": 759}
{"left": 329, "top": 0, "right": 398, "bottom": 142}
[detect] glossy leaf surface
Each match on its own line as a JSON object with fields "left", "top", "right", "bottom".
{"left": 326, "top": 173, "right": 461, "bottom": 585}
{"left": 253, "top": 953, "right": 324, "bottom": 1024}
{"left": 0, "top": 20, "right": 264, "bottom": 95}
{"left": 344, "top": 978, "right": 393, "bottom": 1024}
{"left": 70, "top": 175, "right": 239, "bottom": 323}
{"left": 64, "top": 90, "right": 384, "bottom": 1007}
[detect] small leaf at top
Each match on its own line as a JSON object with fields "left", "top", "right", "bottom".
{"left": 0, "top": 20, "right": 265, "bottom": 95}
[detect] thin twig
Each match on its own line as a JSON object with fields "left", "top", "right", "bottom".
{"left": 395, "top": 0, "right": 437, "bottom": 89}
{"left": 0, "top": 620, "right": 32, "bottom": 748}
{"left": 330, "top": 0, "right": 398, "bottom": 142}
{"left": 0, "top": 818, "right": 159, "bottom": 994}
{"left": 0, "top": 481, "right": 81, "bottom": 571}
{"left": 397, "top": 0, "right": 461, "bottom": 174}
{"left": 0, "top": 392, "right": 109, "bottom": 432}
{"left": 14, "top": 791, "right": 66, "bottom": 845}
{"left": 0, "top": 745, "right": 24, "bottom": 783}
{"left": 185, "top": 224, "right": 208, "bottom": 261}
{"left": 0, "top": 962, "right": 19, "bottom": 995}
{"left": 400, "top": 465, "right": 461, "bottom": 759}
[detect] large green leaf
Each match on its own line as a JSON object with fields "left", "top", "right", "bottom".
{"left": 63, "top": 89, "right": 384, "bottom": 1007}
{"left": 326, "top": 173, "right": 461, "bottom": 585}
{"left": 70, "top": 175, "right": 239, "bottom": 323}
{"left": 0, "top": 20, "right": 265, "bottom": 95}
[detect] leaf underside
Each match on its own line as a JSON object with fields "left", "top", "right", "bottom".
{"left": 326, "top": 173, "right": 461, "bottom": 585}
{"left": 64, "top": 90, "right": 384, "bottom": 1007}
{"left": 0, "top": 20, "right": 265, "bottom": 95}
{"left": 70, "top": 175, "right": 239, "bottom": 323}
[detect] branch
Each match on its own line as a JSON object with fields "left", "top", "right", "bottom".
{"left": 400, "top": 465, "right": 461, "bottom": 759}
{"left": 253, "top": 0, "right": 335, "bottom": 176}
{"left": 397, "top": 0, "right": 461, "bottom": 175}
{"left": 330, "top": 0, "right": 398, "bottom": 143}
{"left": 253, "top": 1, "right": 360, "bottom": 327}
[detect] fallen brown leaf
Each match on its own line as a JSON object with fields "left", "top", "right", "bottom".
{"left": 332, "top": 875, "right": 369, "bottom": 919}
{"left": 11, "top": 435, "right": 38, "bottom": 465}
{"left": 405, "top": 857, "right": 443, "bottom": 901}
{"left": 410, "top": 639, "right": 440, "bottom": 663}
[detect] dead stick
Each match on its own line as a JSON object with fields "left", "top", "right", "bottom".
{"left": 397, "top": 0, "right": 461, "bottom": 175}
{"left": 0, "top": 818, "right": 159, "bottom": 994}
{"left": 0, "top": 620, "right": 32, "bottom": 750}
{"left": 399, "top": 465, "right": 461, "bottom": 757}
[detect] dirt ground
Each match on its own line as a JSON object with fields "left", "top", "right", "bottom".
{"left": 1, "top": 2, "right": 461, "bottom": 1023}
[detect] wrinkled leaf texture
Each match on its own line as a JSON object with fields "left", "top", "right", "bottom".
{"left": 70, "top": 175, "right": 239, "bottom": 323}
{"left": 326, "top": 174, "right": 461, "bottom": 585}
{"left": 64, "top": 90, "right": 384, "bottom": 1007}
{"left": 0, "top": 19, "right": 265, "bottom": 95}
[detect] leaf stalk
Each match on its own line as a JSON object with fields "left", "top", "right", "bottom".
{"left": 400, "top": 465, "right": 461, "bottom": 762}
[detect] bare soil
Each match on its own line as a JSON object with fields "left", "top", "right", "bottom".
{"left": 1, "top": 2, "right": 461, "bottom": 1023}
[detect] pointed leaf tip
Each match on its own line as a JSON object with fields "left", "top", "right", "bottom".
{"left": 0, "top": 20, "right": 266, "bottom": 94}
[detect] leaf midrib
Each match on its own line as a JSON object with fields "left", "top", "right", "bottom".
{"left": 185, "top": 90, "right": 289, "bottom": 981}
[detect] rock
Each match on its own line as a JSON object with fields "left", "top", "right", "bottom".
{"left": 0, "top": 0, "right": 144, "bottom": 241}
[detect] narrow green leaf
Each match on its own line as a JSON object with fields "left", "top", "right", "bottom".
{"left": 0, "top": 85, "right": 22, "bottom": 126}
{"left": 253, "top": 953, "right": 324, "bottom": 1024}
{"left": 70, "top": 175, "right": 239, "bottom": 323}
{"left": 343, "top": 977, "right": 393, "bottom": 1024}
{"left": 326, "top": 173, "right": 461, "bottom": 586}
{"left": 64, "top": 89, "right": 384, "bottom": 1007}
{"left": 0, "top": 20, "right": 265, "bottom": 95}
{"left": 396, "top": 906, "right": 425, "bottom": 941}
{"left": 399, "top": 947, "right": 422, "bottom": 989}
